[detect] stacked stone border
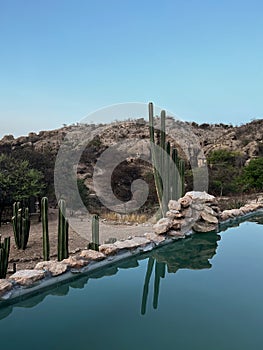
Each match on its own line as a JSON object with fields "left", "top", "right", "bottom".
{"left": 1, "top": 191, "right": 263, "bottom": 305}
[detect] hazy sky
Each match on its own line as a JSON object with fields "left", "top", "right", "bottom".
{"left": 0, "top": 0, "right": 262, "bottom": 138}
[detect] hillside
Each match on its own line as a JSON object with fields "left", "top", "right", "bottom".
{"left": 0, "top": 118, "right": 262, "bottom": 212}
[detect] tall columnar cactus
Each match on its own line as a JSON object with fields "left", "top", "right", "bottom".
{"left": 12, "top": 202, "right": 30, "bottom": 250}
{"left": 179, "top": 159, "right": 185, "bottom": 197}
{"left": 41, "top": 197, "right": 50, "bottom": 261}
{"left": 90, "top": 214, "right": 100, "bottom": 251}
{"left": 149, "top": 102, "right": 165, "bottom": 216}
{"left": 148, "top": 102, "right": 185, "bottom": 216}
{"left": 0, "top": 235, "right": 10, "bottom": 278}
{"left": 57, "top": 199, "right": 69, "bottom": 261}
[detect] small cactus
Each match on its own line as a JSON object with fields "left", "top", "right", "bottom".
{"left": 12, "top": 202, "right": 30, "bottom": 250}
{"left": 0, "top": 235, "right": 10, "bottom": 278}
{"left": 41, "top": 197, "right": 50, "bottom": 261}
{"left": 57, "top": 199, "right": 69, "bottom": 261}
{"left": 89, "top": 215, "right": 99, "bottom": 251}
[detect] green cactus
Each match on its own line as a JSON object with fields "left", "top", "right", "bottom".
{"left": 41, "top": 197, "right": 50, "bottom": 261}
{"left": 57, "top": 199, "right": 69, "bottom": 261}
{"left": 148, "top": 103, "right": 185, "bottom": 216}
{"left": 89, "top": 214, "right": 99, "bottom": 251}
{"left": 149, "top": 102, "right": 165, "bottom": 216}
{"left": 12, "top": 202, "right": 30, "bottom": 250}
{"left": 179, "top": 159, "right": 185, "bottom": 197}
{"left": 0, "top": 235, "right": 10, "bottom": 278}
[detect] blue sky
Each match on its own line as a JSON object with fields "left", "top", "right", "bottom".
{"left": 0, "top": 0, "right": 262, "bottom": 138}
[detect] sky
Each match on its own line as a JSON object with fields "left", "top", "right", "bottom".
{"left": 0, "top": 0, "right": 263, "bottom": 138}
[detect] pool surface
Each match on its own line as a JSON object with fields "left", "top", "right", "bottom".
{"left": 1, "top": 216, "right": 263, "bottom": 350}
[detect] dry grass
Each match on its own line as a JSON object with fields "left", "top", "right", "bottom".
{"left": 101, "top": 212, "right": 148, "bottom": 224}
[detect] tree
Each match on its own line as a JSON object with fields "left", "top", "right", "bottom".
{"left": 239, "top": 157, "right": 263, "bottom": 192}
{"left": 207, "top": 149, "right": 245, "bottom": 196}
{"left": 0, "top": 154, "right": 44, "bottom": 224}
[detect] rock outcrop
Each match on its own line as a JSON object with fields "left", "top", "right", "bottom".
{"left": 153, "top": 191, "right": 220, "bottom": 235}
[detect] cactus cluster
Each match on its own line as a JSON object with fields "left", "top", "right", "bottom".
{"left": 41, "top": 197, "right": 50, "bottom": 261}
{"left": 12, "top": 202, "right": 30, "bottom": 250}
{"left": 148, "top": 102, "right": 185, "bottom": 216}
{"left": 57, "top": 199, "right": 69, "bottom": 261}
{"left": 0, "top": 235, "right": 10, "bottom": 278}
{"left": 89, "top": 214, "right": 100, "bottom": 251}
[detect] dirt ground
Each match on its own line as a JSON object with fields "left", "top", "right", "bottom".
{"left": 0, "top": 210, "right": 151, "bottom": 276}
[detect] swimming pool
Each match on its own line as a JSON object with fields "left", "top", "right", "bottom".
{"left": 1, "top": 216, "right": 263, "bottom": 350}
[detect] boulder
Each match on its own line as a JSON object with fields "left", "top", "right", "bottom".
{"left": 182, "top": 207, "right": 192, "bottom": 218}
{"left": 144, "top": 232, "right": 166, "bottom": 245}
{"left": 172, "top": 219, "right": 182, "bottom": 230}
{"left": 9, "top": 270, "right": 45, "bottom": 286}
{"left": 200, "top": 211, "right": 218, "bottom": 224}
{"left": 219, "top": 212, "right": 232, "bottom": 221}
{"left": 185, "top": 191, "right": 216, "bottom": 203}
{"left": 79, "top": 250, "right": 105, "bottom": 261}
{"left": 192, "top": 222, "right": 217, "bottom": 233}
{"left": 35, "top": 261, "right": 68, "bottom": 276}
{"left": 167, "top": 230, "right": 185, "bottom": 238}
{"left": 0, "top": 279, "right": 12, "bottom": 297}
{"left": 166, "top": 210, "right": 180, "bottom": 218}
{"left": 62, "top": 256, "right": 89, "bottom": 269}
{"left": 168, "top": 200, "right": 181, "bottom": 211}
{"left": 191, "top": 203, "right": 204, "bottom": 211}
{"left": 99, "top": 244, "right": 119, "bottom": 256}
{"left": 114, "top": 237, "right": 150, "bottom": 250}
{"left": 179, "top": 195, "right": 192, "bottom": 208}
{"left": 153, "top": 218, "right": 173, "bottom": 234}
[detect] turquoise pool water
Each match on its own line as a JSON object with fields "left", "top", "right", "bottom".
{"left": 1, "top": 216, "right": 263, "bottom": 350}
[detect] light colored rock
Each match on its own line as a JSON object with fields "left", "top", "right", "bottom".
{"left": 179, "top": 195, "right": 192, "bottom": 208}
{"left": 0, "top": 279, "right": 12, "bottom": 296}
{"left": 203, "top": 205, "right": 217, "bottom": 215}
{"left": 144, "top": 232, "right": 166, "bottom": 244}
{"left": 230, "top": 208, "right": 242, "bottom": 216}
{"left": 193, "top": 222, "right": 217, "bottom": 233}
{"left": 200, "top": 211, "right": 218, "bottom": 224}
{"left": 191, "top": 203, "right": 204, "bottom": 211}
{"left": 166, "top": 210, "right": 179, "bottom": 218}
{"left": 182, "top": 207, "right": 192, "bottom": 218}
{"left": 79, "top": 250, "right": 105, "bottom": 261}
{"left": 99, "top": 244, "right": 119, "bottom": 256}
{"left": 185, "top": 191, "right": 216, "bottom": 203}
{"left": 35, "top": 261, "right": 68, "bottom": 276}
{"left": 220, "top": 212, "right": 232, "bottom": 221}
{"left": 153, "top": 218, "right": 173, "bottom": 234}
{"left": 114, "top": 237, "right": 150, "bottom": 250}
{"left": 62, "top": 256, "right": 89, "bottom": 269}
{"left": 9, "top": 270, "right": 45, "bottom": 286}
{"left": 167, "top": 230, "right": 185, "bottom": 238}
{"left": 168, "top": 200, "right": 181, "bottom": 211}
{"left": 172, "top": 219, "right": 182, "bottom": 230}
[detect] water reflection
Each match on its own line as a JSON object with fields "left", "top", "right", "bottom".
{"left": 0, "top": 232, "right": 220, "bottom": 320}
{"left": 141, "top": 232, "right": 220, "bottom": 314}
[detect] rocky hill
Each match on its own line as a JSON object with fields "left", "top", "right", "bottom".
{"left": 0, "top": 118, "right": 262, "bottom": 211}
{"left": 1, "top": 117, "right": 262, "bottom": 161}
